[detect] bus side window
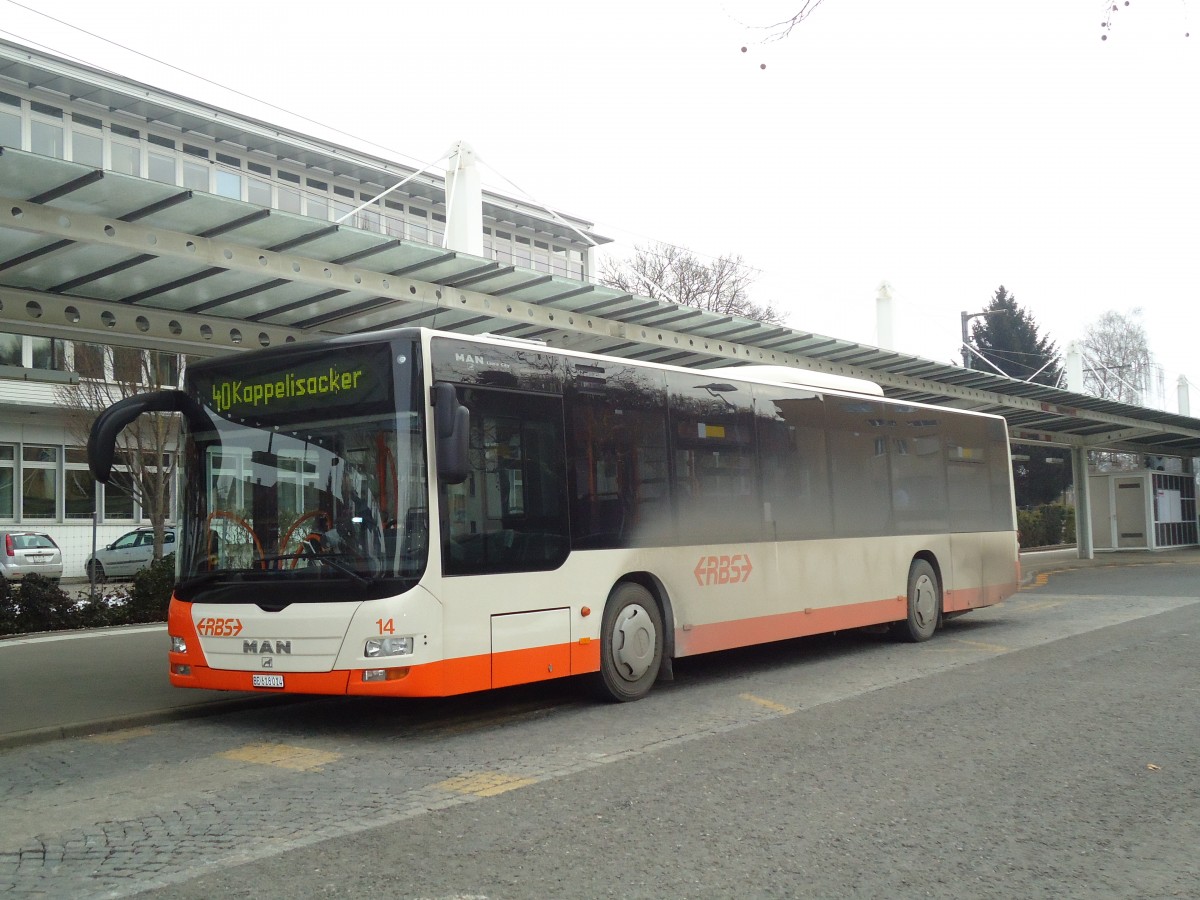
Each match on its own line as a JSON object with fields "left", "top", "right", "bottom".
{"left": 667, "top": 371, "right": 763, "bottom": 544}
{"left": 440, "top": 388, "right": 569, "bottom": 575}
{"left": 754, "top": 387, "right": 833, "bottom": 540}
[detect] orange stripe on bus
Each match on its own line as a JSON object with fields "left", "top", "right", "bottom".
{"left": 169, "top": 591, "right": 602, "bottom": 696}
{"left": 674, "top": 596, "right": 902, "bottom": 657}
{"left": 673, "top": 579, "right": 1015, "bottom": 657}
{"left": 167, "top": 577, "right": 1013, "bottom": 697}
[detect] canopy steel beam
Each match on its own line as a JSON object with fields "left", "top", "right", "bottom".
{"left": 3, "top": 196, "right": 1200, "bottom": 456}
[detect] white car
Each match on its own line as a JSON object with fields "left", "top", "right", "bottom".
{"left": 85, "top": 527, "right": 176, "bottom": 582}
{"left": 0, "top": 530, "right": 64, "bottom": 583}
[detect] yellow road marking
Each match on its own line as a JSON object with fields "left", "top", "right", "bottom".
{"left": 944, "top": 637, "right": 1010, "bottom": 653}
{"left": 88, "top": 726, "right": 155, "bottom": 744}
{"left": 1012, "top": 598, "right": 1070, "bottom": 614}
{"left": 739, "top": 692, "right": 795, "bottom": 714}
{"left": 436, "top": 772, "right": 538, "bottom": 797}
{"left": 218, "top": 742, "right": 341, "bottom": 771}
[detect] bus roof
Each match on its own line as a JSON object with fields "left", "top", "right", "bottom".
{"left": 702, "top": 365, "right": 884, "bottom": 397}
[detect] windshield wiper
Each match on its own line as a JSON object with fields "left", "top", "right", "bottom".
{"left": 306, "top": 552, "right": 374, "bottom": 587}
{"left": 257, "top": 549, "right": 374, "bottom": 587}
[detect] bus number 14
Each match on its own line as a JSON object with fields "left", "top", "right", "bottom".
{"left": 376, "top": 618, "right": 395, "bottom": 635}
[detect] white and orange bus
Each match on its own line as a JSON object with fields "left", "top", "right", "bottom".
{"left": 88, "top": 327, "right": 1019, "bottom": 702}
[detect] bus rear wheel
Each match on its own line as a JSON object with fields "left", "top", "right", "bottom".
{"left": 894, "top": 559, "right": 940, "bottom": 642}
{"left": 593, "top": 582, "right": 663, "bottom": 702}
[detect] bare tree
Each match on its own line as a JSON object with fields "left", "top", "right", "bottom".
{"left": 56, "top": 345, "right": 180, "bottom": 560}
{"left": 762, "top": 0, "right": 830, "bottom": 41}
{"left": 600, "top": 242, "right": 786, "bottom": 325}
{"left": 756, "top": 2, "right": 1189, "bottom": 43}
{"left": 1082, "top": 309, "right": 1154, "bottom": 405}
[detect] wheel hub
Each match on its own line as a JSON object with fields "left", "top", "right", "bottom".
{"left": 612, "top": 603, "right": 655, "bottom": 682}
{"left": 913, "top": 574, "right": 936, "bottom": 629}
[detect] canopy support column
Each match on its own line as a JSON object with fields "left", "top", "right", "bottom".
{"left": 1071, "top": 446, "right": 1094, "bottom": 559}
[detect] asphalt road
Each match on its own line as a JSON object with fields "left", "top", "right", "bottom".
{"left": 2, "top": 555, "right": 1199, "bottom": 898}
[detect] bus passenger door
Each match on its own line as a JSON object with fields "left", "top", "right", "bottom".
{"left": 438, "top": 388, "right": 569, "bottom": 577}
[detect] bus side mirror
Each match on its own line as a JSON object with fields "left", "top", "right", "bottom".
{"left": 431, "top": 382, "right": 469, "bottom": 484}
{"left": 88, "top": 389, "right": 208, "bottom": 483}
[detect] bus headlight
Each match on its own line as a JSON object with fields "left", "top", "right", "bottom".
{"left": 170, "top": 635, "right": 187, "bottom": 653}
{"left": 364, "top": 636, "right": 414, "bottom": 658}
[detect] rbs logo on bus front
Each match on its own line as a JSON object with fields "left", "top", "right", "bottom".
{"left": 694, "top": 554, "right": 753, "bottom": 586}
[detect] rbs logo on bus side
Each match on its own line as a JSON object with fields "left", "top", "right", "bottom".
{"left": 694, "top": 554, "right": 753, "bottom": 586}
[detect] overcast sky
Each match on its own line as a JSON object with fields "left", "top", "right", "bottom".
{"left": 3, "top": 0, "right": 1197, "bottom": 411}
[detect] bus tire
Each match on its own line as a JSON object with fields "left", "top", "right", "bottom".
{"left": 895, "top": 559, "right": 940, "bottom": 642}
{"left": 593, "top": 582, "right": 663, "bottom": 702}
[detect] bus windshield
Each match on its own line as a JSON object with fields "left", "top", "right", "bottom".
{"left": 176, "top": 338, "right": 427, "bottom": 603}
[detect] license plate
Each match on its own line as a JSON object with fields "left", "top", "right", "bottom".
{"left": 252, "top": 674, "right": 285, "bottom": 689}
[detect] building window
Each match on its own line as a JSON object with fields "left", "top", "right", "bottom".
{"left": 383, "top": 199, "right": 405, "bottom": 237}
{"left": 150, "top": 351, "right": 179, "bottom": 387}
{"left": 104, "top": 480, "right": 136, "bottom": 521}
{"left": 0, "top": 91, "right": 20, "bottom": 150}
{"left": 0, "top": 445, "right": 14, "bottom": 519}
{"left": 30, "top": 119, "right": 64, "bottom": 159}
{"left": 71, "top": 129, "right": 103, "bottom": 168}
{"left": 0, "top": 333, "right": 20, "bottom": 367}
{"left": 494, "top": 230, "right": 512, "bottom": 264}
{"left": 65, "top": 448, "right": 95, "bottom": 520}
{"left": 408, "top": 206, "right": 428, "bottom": 242}
{"left": 215, "top": 170, "right": 242, "bottom": 199}
{"left": 0, "top": 108, "right": 19, "bottom": 149}
{"left": 306, "top": 194, "right": 328, "bottom": 221}
{"left": 76, "top": 343, "right": 105, "bottom": 379}
{"left": 356, "top": 193, "right": 381, "bottom": 232}
{"left": 148, "top": 151, "right": 176, "bottom": 184}
{"left": 22, "top": 446, "right": 58, "bottom": 519}
{"left": 111, "top": 141, "right": 142, "bottom": 176}
{"left": 247, "top": 177, "right": 271, "bottom": 206}
{"left": 182, "top": 159, "right": 208, "bottom": 191}
{"left": 513, "top": 234, "right": 532, "bottom": 267}
{"left": 278, "top": 185, "right": 301, "bottom": 213}
{"left": 31, "top": 337, "right": 67, "bottom": 371}
{"left": 113, "top": 346, "right": 142, "bottom": 383}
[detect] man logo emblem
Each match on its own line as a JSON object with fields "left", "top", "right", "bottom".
{"left": 262, "top": 658, "right": 274, "bottom": 668}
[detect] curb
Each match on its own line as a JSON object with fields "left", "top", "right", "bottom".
{"left": 0, "top": 694, "right": 302, "bottom": 752}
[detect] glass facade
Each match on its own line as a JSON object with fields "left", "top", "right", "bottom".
{"left": 0, "top": 87, "right": 591, "bottom": 278}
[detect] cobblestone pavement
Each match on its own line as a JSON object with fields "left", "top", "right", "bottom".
{"left": 2, "top": 566, "right": 1198, "bottom": 898}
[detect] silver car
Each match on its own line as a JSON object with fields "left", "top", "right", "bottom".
{"left": 0, "top": 530, "right": 64, "bottom": 583}
{"left": 85, "top": 526, "right": 176, "bottom": 582}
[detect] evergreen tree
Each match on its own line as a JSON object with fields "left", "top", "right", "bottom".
{"left": 970, "top": 286, "right": 1067, "bottom": 508}
{"left": 969, "top": 286, "right": 1061, "bottom": 385}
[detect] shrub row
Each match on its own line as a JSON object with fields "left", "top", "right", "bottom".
{"left": 0, "top": 554, "right": 176, "bottom": 637}
{"left": 1018, "top": 504, "right": 1076, "bottom": 549}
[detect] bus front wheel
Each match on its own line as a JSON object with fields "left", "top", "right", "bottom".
{"left": 895, "top": 559, "right": 940, "bottom": 642}
{"left": 594, "top": 582, "right": 663, "bottom": 702}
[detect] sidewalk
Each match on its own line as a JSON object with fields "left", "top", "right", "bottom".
{"left": 1020, "top": 545, "right": 1200, "bottom": 584}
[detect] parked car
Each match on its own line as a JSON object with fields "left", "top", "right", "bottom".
{"left": 0, "top": 530, "right": 64, "bottom": 584}
{"left": 85, "top": 526, "right": 176, "bottom": 582}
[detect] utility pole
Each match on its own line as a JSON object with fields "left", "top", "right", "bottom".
{"left": 960, "top": 309, "right": 1005, "bottom": 370}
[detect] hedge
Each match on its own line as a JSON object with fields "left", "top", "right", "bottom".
{"left": 1017, "top": 504, "right": 1076, "bottom": 549}
{"left": 0, "top": 554, "right": 176, "bottom": 637}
